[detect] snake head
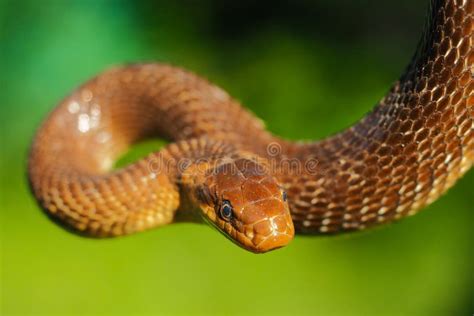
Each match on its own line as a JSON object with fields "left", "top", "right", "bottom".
{"left": 183, "top": 154, "right": 294, "bottom": 253}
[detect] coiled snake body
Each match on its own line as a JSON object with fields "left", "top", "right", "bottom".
{"left": 28, "top": 0, "right": 473, "bottom": 253}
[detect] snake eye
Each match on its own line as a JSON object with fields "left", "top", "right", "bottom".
{"left": 282, "top": 191, "right": 288, "bottom": 202}
{"left": 220, "top": 200, "right": 233, "bottom": 221}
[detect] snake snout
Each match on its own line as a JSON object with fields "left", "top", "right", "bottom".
{"left": 251, "top": 213, "right": 295, "bottom": 252}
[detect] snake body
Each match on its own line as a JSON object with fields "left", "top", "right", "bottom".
{"left": 28, "top": 0, "right": 473, "bottom": 253}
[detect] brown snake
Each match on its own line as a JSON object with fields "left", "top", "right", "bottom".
{"left": 28, "top": 0, "right": 473, "bottom": 253}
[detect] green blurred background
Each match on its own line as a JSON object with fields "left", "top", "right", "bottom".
{"left": 1, "top": 0, "right": 473, "bottom": 315}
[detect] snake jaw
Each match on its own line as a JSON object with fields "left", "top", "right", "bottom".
{"left": 202, "top": 210, "right": 294, "bottom": 253}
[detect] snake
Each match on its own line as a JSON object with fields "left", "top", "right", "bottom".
{"left": 28, "top": 0, "right": 473, "bottom": 253}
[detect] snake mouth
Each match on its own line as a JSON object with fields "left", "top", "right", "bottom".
{"left": 201, "top": 214, "right": 256, "bottom": 252}
{"left": 255, "top": 233, "right": 293, "bottom": 252}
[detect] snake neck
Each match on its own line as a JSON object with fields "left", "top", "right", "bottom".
{"left": 272, "top": 0, "right": 473, "bottom": 233}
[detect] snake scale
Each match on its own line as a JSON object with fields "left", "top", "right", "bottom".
{"left": 28, "top": 0, "right": 473, "bottom": 253}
